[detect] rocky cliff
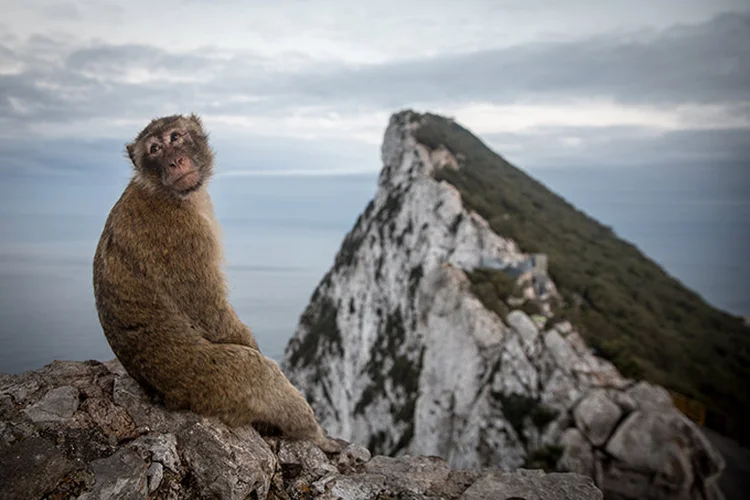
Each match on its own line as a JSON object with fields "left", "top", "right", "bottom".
{"left": 0, "top": 359, "right": 603, "bottom": 500}
{"left": 282, "top": 111, "right": 726, "bottom": 500}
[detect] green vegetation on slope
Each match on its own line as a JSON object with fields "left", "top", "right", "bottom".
{"left": 466, "top": 268, "right": 515, "bottom": 319}
{"left": 287, "top": 296, "right": 343, "bottom": 369}
{"left": 413, "top": 112, "right": 750, "bottom": 442}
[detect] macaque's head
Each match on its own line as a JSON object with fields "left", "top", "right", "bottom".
{"left": 126, "top": 114, "right": 215, "bottom": 197}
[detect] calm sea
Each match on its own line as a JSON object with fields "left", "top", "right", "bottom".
{"left": 0, "top": 165, "right": 747, "bottom": 374}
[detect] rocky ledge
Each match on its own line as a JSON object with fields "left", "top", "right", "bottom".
{"left": 0, "top": 359, "right": 602, "bottom": 499}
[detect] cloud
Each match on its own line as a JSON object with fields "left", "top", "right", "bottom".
{"left": 481, "top": 126, "right": 750, "bottom": 168}
{"left": 285, "top": 12, "right": 749, "bottom": 109}
{"left": 1, "top": 12, "right": 747, "bottom": 140}
{"left": 0, "top": 37, "right": 321, "bottom": 137}
{"left": 0, "top": 10, "right": 747, "bottom": 181}
{"left": 442, "top": 101, "right": 750, "bottom": 135}
{"left": 45, "top": 2, "right": 82, "bottom": 21}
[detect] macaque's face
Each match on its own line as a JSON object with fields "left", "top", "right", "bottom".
{"left": 127, "top": 114, "right": 214, "bottom": 197}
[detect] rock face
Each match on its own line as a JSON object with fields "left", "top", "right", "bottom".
{"left": 0, "top": 359, "right": 603, "bottom": 499}
{"left": 282, "top": 110, "right": 726, "bottom": 500}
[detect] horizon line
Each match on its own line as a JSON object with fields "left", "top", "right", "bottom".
{"left": 217, "top": 169, "right": 380, "bottom": 178}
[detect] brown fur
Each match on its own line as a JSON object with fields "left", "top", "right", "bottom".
{"left": 93, "top": 114, "right": 343, "bottom": 452}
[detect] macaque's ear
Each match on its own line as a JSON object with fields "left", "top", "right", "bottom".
{"left": 126, "top": 143, "right": 137, "bottom": 167}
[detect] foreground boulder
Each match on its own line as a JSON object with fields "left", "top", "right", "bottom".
{"left": 0, "top": 359, "right": 602, "bottom": 499}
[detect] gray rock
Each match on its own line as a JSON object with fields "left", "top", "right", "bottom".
{"left": 326, "top": 474, "right": 387, "bottom": 500}
{"left": 78, "top": 448, "right": 149, "bottom": 500}
{"left": 82, "top": 395, "right": 139, "bottom": 442}
{"left": 565, "top": 331, "right": 590, "bottom": 357}
{"left": 336, "top": 442, "right": 372, "bottom": 472}
{"left": 626, "top": 381, "right": 673, "bottom": 412}
{"left": 605, "top": 409, "right": 724, "bottom": 498}
{"left": 112, "top": 375, "right": 191, "bottom": 433}
{"left": 593, "top": 451, "right": 606, "bottom": 488}
{"left": 540, "top": 368, "right": 581, "bottom": 409}
{"left": 544, "top": 330, "right": 580, "bottom": 372}
{"left": 573, "top": 389, "right": 622, "bottom": 446}
{"left": 21, "top": 385, "right": 79, "bottom": 422}
{"left": 38, "top": 360, "right": 102, "bottom": 381}
{"left": 147, "top": 461, "right": 163, "bottom": 493}
{"left": 129, "top": 433, "right": 180, "bottom": 472}
{"left": 0, "top": 374, "right": 41, "bottom": 403}
{"left": 609, "top": 389, "right": 638, "bottom": 413}
{"left": 674, "top": 412, "right": 725, "bottom": 483}
{"left": 540, "top": 412, "right": 572, "bottom": 447}
{"left": 507, "top": 310, "right": 541, "bottom": 350}
{"left": 606, "top": 411, "right": 671, "bottom": 469}
{"left": 600, "top": 462, "right": 651, "bottom": 500}
{"left": 277, "top": 437, "right": 339, "bottom": 484}
{"left": 343, "top": 454, "right": 483, "bottom": 499}
{"left": 493, "top": 335, "right": 540, "bottom": 397}
{"left": 651, "top": 443, "right": 694, "bottom": 500}
{"left": 364, "top": 455, "right": 452, "bottom": 495}
{"left": 178, "top": 420, "right": 277, "bottom": 500}
{"left": 459, "top": 468, "right": 603, "bottom": 499}
{"left": 0, "top": 436, "right": 76, "bottom": 500}
{"left": 559, "top": 428, "right": 594, "bottom": 476}
{"left": 555, "top": 321, "right": 573, "bottom": 335}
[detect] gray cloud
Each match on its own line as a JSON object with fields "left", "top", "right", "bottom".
{"left": 0, "top": 38, "right": 307, "bottom": 132}
{"left": 0, "top": 10, "right": 748, "bottom": 182}
{"left": 288, "top": 12, "right": 750, "bottom": 108}
{"left": 482, "top": 125, "right": 750, "bottom": 169}
{"left": 45, "top": 2, "right": 82, "bottom": 20}
{"left": 1, "top": 11, "right": 747, "bottom": 134}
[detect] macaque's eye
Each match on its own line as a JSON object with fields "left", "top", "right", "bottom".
{"left": 150, "top": 143, "right": 161, "bottom": 154}
{"left": 170, "top": 131, "right": 180, "bottom": 143}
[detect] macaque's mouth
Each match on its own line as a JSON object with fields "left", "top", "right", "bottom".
{"left": 172, "top": 169, "right": 202, "bottom": 191}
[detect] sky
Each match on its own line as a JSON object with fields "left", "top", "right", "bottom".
{"left": 0, "top": 1, "right": 749, "bottom": 374}
{"left": 0, "top": 0, "right": 748, "bottom": 178}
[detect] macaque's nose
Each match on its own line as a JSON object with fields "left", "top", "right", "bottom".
{"left": 169, "top": 157, "right": 186, "bottom": 169}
